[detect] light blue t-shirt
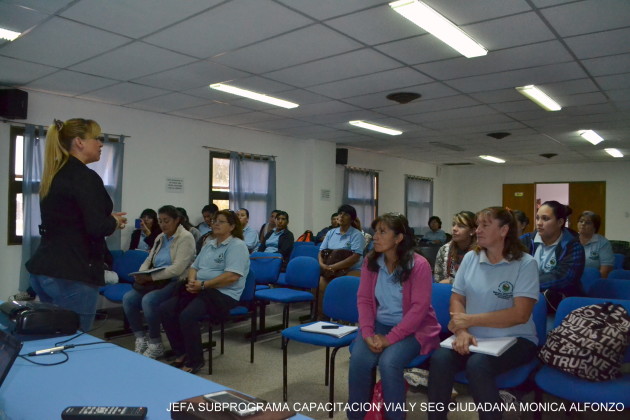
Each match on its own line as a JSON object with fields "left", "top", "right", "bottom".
{"left": 192, "top": 236, "right": 250, "bottom": 301}
{"left": 153, "top": 235, "right": 173, "bottom": 268}
{"left": 198, "top": 223, "right": 212, "bottom": 236}
{"left": 374, "top": 254, "right": 404, "bottom": 326}
{"left": 242, "top": 225, "right": 259, "bottom": 251}
{"left": 583, "top": 234, "right": 614, "bottom": 269}
{"left": 423, "top": 229, "right": 447, "bottom": 244}
{"left": 137, "top": 232, "right": 151, "bottom": 251}
{"left": 319, "top": 226, "right": 366, "bottom": 271}
{"left": 452, "top": 250, "right": 540, "bottom": 345}
{"left": 263, "top": 229, "right": 285, "bottom": 253}
{"left": 533, "top": 232, "right": 560, "bottom": 274}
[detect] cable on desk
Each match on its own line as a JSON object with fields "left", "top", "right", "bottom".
{"left": 18, "top": 352, "right": 69, "bottom": 366}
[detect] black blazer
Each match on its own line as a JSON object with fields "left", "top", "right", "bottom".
{"left": 26, "top": 156, "right": 117, "bottom": 286}
{"left": 258, "top": 229, "right": 295, "bottom": 271}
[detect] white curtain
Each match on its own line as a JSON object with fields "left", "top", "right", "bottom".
{"left": 405, "top": 176, "right": 433, "bottom": 234}
{"left": 343, "top": 168, "right": 377, "bottom": 229}
{"left": 229, "top": 152, "right": 276, "bottom": 231}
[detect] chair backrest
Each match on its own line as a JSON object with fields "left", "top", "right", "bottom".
{"left": 532, "top": 293, "right": 548, "bottom": 347}
{"left": 431, "top": 283, "right": 452, "bottom": 334}
{"left": 290, "top": 244, "right": 320, "bottom": 260}
{"left": 415, "top": 245, "right": 440, "bottom": 270}
{"left": 249, "top": 252, "right": 282, "bottom": 284}
{"left": 239, "top": 269, "right": 257, "bottom": 303}
{"left": 613, "top": 253, "right": 624, "bottom": 270}
{"left": 114, "top": 250, "right": 149, "bottom": 283}
{"left": 323, "top": 276, "right": 360, "bottom": 322}
{"left": 608, "top": 269, "right": 630, "bottom": 280}
{"left": 284, "top": 256, "right": 321, "bottom": 289}
{"left": 554, "top": 297, "right": 630, "bottom": 362}
{"left": 579, "top": 267, "right": 601, "bottom": 294}
{"left": 588, "top": 278, "right": 630, "bottom": 300}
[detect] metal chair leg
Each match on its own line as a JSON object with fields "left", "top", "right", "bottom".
{"left": 329, "top": 347, "right": 341, "bottom": 418}
{"left": 325, "top": 347, "right": 330, "bottom": 385}
{"left": 282, "top": 337, "right": 289, "bottom": 402}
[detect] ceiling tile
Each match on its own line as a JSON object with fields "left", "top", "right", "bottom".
{"left": 564, "top": 27, "right": 630, "bottom": 59}
{"left": 77, "top": 82, "right": 169, "bottom": 105}
{"left": 0, "top": 2, "right": 48, "bottom": 33}
{"left": 70, "top": 42, "right": 197, "bottom": 81}
{"left": 375, "top": 35, "right": 460, "bottom": 65}
{"left": 23, "top": 70, "right": 117, "bottom": 95}
{"left": 213, "top": 25, "right": 362, "bottom": 73}
{"left": 207, "top": 112, "right": 282, "bottom": 125}
{"left": 343, "top": 82, "right": 458, "bottom": 108}
{"left": 170, "top": 102, "right": 250, "bottom": 120}
{"left": 596, "top": 74, "right": 630, "bottom": 90}
{"left": 126, "top": 93, "right": 209, "bottom": 113}
{"left": 267, "top": 100, "right": 360, "bottom": 118}
{"left": 132, "top": 61, "right": 250, "bottom": 91}
{"left": 144, "top": 0, "right": 312, "bottom": 59}
{"left": 582, "top": 53, "right": 630, "bottom": 77}
{"left": 0, "top": 55, "right": 57, "bottom": 84}
{"left": 376, "top": 95, "right": 481, "bottom": 117}
{"left": 0, "top": 17, "right": 130, "bottom": 67}
{"left": 61, "top": 0, "right": 219, "bottom": 39}
{"left": 540, "top": 0, "right": 630, "bottom": 37}
{"left": 423, "top": 0, "right": 532, "bottom": 25}
{"left": 463, "top": 12, "right": 555, "bottom": 50}
{"left": 276, "top": 0, "right": 385, "bottom": 21}
{"left": 1, "top": 0, "right": 74, "bottom": 14}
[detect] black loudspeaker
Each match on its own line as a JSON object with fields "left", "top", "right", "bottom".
{"left": 0, "top": 89, "right": 28, "bottom": 119}
{"left": 336, "top": 148, "right": 348, "bottom": 165}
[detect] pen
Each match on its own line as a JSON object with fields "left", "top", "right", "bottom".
{"left": 322, "top": 325, "right": 339, "bottom": 329}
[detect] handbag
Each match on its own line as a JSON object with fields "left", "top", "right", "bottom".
{"left": 538, "top": 302, "right": 630, "bottom": 381}
{"left": 364, "top": 380, "right": 384, "bottom": 420}
{"left": 320, "top": 248, "right": 354, "bottom": 280}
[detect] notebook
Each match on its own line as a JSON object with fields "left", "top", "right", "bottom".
{"left": 0, "top": 329, "right": 22, "bottom": 388}
{"left": 299, "top": 321, "right": 358, "bottom": 338}
{"left": 440, "top": 335, "right": 516, "bottom": 357}
{"left": 128, "top": 267, "right": 165, "bottom": 276}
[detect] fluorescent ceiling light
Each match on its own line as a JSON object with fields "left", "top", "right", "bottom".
{"left": 0, "top": 28, "right": 21, "bottom": 41}
{"left": 349, "top": 120, "right": 403, "bottom": 136}
{"left": 389, "top": 0, "right": 487, "bottom": 58}
{"left": 209, "top": 83, "right": 298, "bottom": 109}
{"left": 579, "top": 130, "right": 604, "bottom": 145}
{"left": 479, "top": 155, "right": 505, "bottom": 163}
{"left": 515, "top": 85, "right": 561, "bottom": 111}
{"left": 605, "top": 148, "right": 623, "bottom": 158}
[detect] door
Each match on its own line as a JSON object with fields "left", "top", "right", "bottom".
{"left": 569, "top": 182, "right": 606, "bottom": 236}
{"left": 502, "top": 184, "right": 536, "bottom": 234}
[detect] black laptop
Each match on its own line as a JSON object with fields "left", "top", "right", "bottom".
{"left": 0, "top": 329, "right": 22, "bottom": 388}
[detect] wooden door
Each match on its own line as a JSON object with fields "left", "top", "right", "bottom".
{"left": 569, "top": 181, "right": 606, "bottom": 235}
{"left": 503, "top": 184, "right": 536, "bottom": 234}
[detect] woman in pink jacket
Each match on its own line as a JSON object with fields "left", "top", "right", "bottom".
{"left": 348, "top": 213, "right": 441, "bottom": 420}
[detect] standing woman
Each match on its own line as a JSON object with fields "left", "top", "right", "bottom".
{"left": 577, "top": 211, "right": 614, "bottom": 278}
{"left": 434, "top": 211, "right": 477, "bottom": 284}
{"left": 428, "top": 208, "right": 540, "bottom": 420}
{"left": 26, "top": 118, "right": 127, "bottom": 332}
{"left": 348, "top": 213, "right": 440, "bottom": 420}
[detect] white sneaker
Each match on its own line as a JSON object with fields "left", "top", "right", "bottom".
{"left": 143, "top": 342, "right": 164, "bottom": 359}
{"left": 134, "top": 337, "right": 148, "bottom": 354}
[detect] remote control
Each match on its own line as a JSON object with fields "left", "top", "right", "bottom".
{"left": 61, "top": 406, "right": 147, "bottom": 420}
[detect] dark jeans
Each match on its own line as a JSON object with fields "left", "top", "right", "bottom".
{"left": 427, "top": 337, "right": 537, "bottom": 420}
{"left": 160, "top": 288, "right": 237, "bottom": 367}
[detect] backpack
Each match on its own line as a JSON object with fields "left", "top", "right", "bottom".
{"left": 538, "top": 302, "right": 630, "bottom": 381}
{"left": 296, "top": 230, "right": 314, "bottom": 242}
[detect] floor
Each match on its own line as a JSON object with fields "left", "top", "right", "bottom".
{"left": 92, "top": 300, "right": 628, "bottom": 420}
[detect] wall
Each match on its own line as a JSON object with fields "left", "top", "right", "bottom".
{"left": 439, "top": 162, "right": 630, "bottom": 240}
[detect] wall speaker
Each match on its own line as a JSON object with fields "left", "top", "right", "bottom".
{"left": 0, "top": 89, "right": 28, "bottom": 119}
{"left": 336, "top": 148, "right": 348, "bottom": 165}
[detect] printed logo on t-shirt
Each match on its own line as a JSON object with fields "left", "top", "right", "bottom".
{"left": 543, "top": 257, "right": 557, "bottom": 271}
{"left": 345, "top": 240, "right": 352, "bottom": 249}
{"left": 214, "top": 253, "right": 225, "bottom": 264}
{"left": 589, "top": 251, "right": 599, "bottom": 261}
{"left": 493, "top": 281, "right": 514, "bottom": 300}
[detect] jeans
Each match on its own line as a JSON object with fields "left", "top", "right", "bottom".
{"left": 122, "top": 281, "right": 177, "bottom": 340}
{"left": 29, "top": 274, "right": 99, "bottom": 332}
{"left": 348, "top": 322, "right": 421, "bottom": 420}
{"left": 427, "top": 337, "right": 537, "bottom": 420}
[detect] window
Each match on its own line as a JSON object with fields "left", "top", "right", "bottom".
{"left": 405, "top": 176, "right": 433, "bottom": 233}
{"left": 209, "top": 152, "right": 230, "bottom": 210}
{"left": 343, "top": 168, "right": 378, "bottom": 228}
{"left": 8, "top": 126, "right": 24, "bottom": 245}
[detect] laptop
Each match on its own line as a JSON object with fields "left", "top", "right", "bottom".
{"left": 0, "top": 329, "right": 22, "bottom": 388}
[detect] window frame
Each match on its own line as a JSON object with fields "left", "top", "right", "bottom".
{"left": 8, "top": 126, "right": 24, "bottom": 245}
{"left": 209, "top": 151, "right": 230, "bottom": 207}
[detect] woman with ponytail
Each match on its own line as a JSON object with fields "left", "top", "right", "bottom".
{"left": 26, "top": 118, "right": 127, "bottom": 331}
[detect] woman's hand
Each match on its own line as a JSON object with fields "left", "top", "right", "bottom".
{"left": 365, "top": 336, "right": 382, "bottom": 353}
{"left": 134, "top": 274, "right": 152, "bottom": 285}
{"left": 112, "top": 212, "right": 128, "bottom": 229}
{"left": 140, "top": 220, "right": 151, "bottom": 236}
{"left": 185, "top": 279, "right": 203, "bottom": 294}
{"left": 449, "top": 312, "right": 472, "bottom": 332}
{"left": 452, "top": 330, "right": 477, "bottom": 355}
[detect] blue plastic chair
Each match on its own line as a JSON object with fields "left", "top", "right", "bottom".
{"left": 281, "top": 276, "right": 359, "bottom": 417}
{"left": 254, "top": 256, "right": 321, "bottom": 330}
{"left": 534, "top": 297, "right": 630, "bottom": 409}
{"left": 579, "top": 267, "right": 601, "bottom": 295}
{"left": 613, "top": 253, "right": 624, "bottom": 270}
{"left": 289, "top": 243, "right": 320, "bottom": 261}
{"left": 608, "top": 269, "right": 630, "bottom": 280}
{"left": 249, "top": 252, "right": 282, "bottom": 291}
{"left": 587, "top": 278, "right": 630, "bottom": 300}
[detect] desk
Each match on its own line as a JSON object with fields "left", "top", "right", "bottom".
{"left": 1, "top": 334, "right": 309, "bottom": 420}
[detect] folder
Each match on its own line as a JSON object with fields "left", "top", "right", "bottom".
{"left": 440, "top": 335, "right": 516, "bottom": 357}
{"left": 299, "top": 321, "right": 357, "bottom": 338}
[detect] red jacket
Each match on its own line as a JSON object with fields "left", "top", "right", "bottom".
{"left": 357, "top": 253, "right": 440, "bottom": 355}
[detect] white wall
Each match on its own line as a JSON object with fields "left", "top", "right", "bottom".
{"left": 438, "top": 162, "right": 630, "bottom": 240}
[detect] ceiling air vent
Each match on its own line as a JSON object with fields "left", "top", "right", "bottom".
{"left": 386, "top": 92, "right": 421, "bottom": 104}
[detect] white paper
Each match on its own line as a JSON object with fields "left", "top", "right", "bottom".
{"left": 299, "top": 321, "right": 358, "bottom": 338}
{"left": 440, "top": 335, "right": 517, "bottom": 357}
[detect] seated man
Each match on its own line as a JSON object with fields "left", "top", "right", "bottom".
{"left": 315, "top": 212, "right": 339, "bottom": 244}
{"left": 197, "top": 204, "right": 218, "bottom": 236}
{"left": 259, "top": 209, "right": 279, "bottom": 244}
{"left": 237, "top": 208, "right": 259, "bottom": 252}
{"left": 258, "top": 211, "right": 294, "bottom": 271}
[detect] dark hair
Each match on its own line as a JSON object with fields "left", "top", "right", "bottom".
{"left": 271, "top": 209, "right": 280, "bottom": 215}
{"left": 275, "top": 210, "right": 289, "bottom": 222}
{"left": 214, "top": 209, "right": 244, "bottom": 240}
{"left": 176, "top": 207, "right": 193, "bottom": 230}
{"left": 579, "top": 211, "right": 601, "bottom": 233}
{"left": 428, "top": 216, "right": 442, "bottom": 228}
{"left": 474, "top": 207, "right": 526, "bottom": 261}
{"left": 448, "top": 211, "right": 477, "bottom": 268}
{"left": 158, "top": 205, "right": 182, "bottom": 225}
{"left": 239, "top": 208, "right": 250, "bottom": 218}
{"left": 367, "top": 213, "right": 416, "bottom": 283}
{"left": 139, "top": 208, "right": 160, "bottom": 233}
{"left": 337, "top": 204, "right": 357, "bottom": 221}
{"left": 202, "top": 204, "right": 219, "bottom": 215}
{"left": 352, "top": 217, "right": 362, "bottom": 231}
{"left": 512, "top": 209, "right": 529, "bottom": 226}
{"left": 331, "top": 212, "right": 339, "bottom": 218}
{"left": 541, "top": 201, "right": 569, "bottom": 224}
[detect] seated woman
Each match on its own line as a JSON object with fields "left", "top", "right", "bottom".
{"left": 257, "top": 211, "right": 294, "bottom": 270}
{"left": 122, "top": 205, "right": 196, "bottom": 359}
{"left": 237, "top": 208, "right": 259, "bottom": 252}
{"left": 422, "top": 216, "right": 447, "bottom": 245}
{"left": 578, "top": 211, "right": 614, "bottom": 278}
{"left": 434, "top": 211, "right": 476, "bottom": 284}
{"left": 177, "top": 207, "right": 201, "bottom": 243}
{"left": 128, "top": 208, "right": 161, "bottom": 251}
{"left": 317, "top": 204, "right": 365, "bottom": 316}
{"left": 428, "top": 207, "right": 540, "bottom": 420}
{"left": 160, "top": 210, "right": 250, "bottom": 374}
{"left": 513, "top": 209, "right": 530, "bottom": 237}
{"left": 520, "top": 201, "right": 585, "bottom": 310}
{"left": 348, "top": 213, "right": 440, "bottom": 420}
